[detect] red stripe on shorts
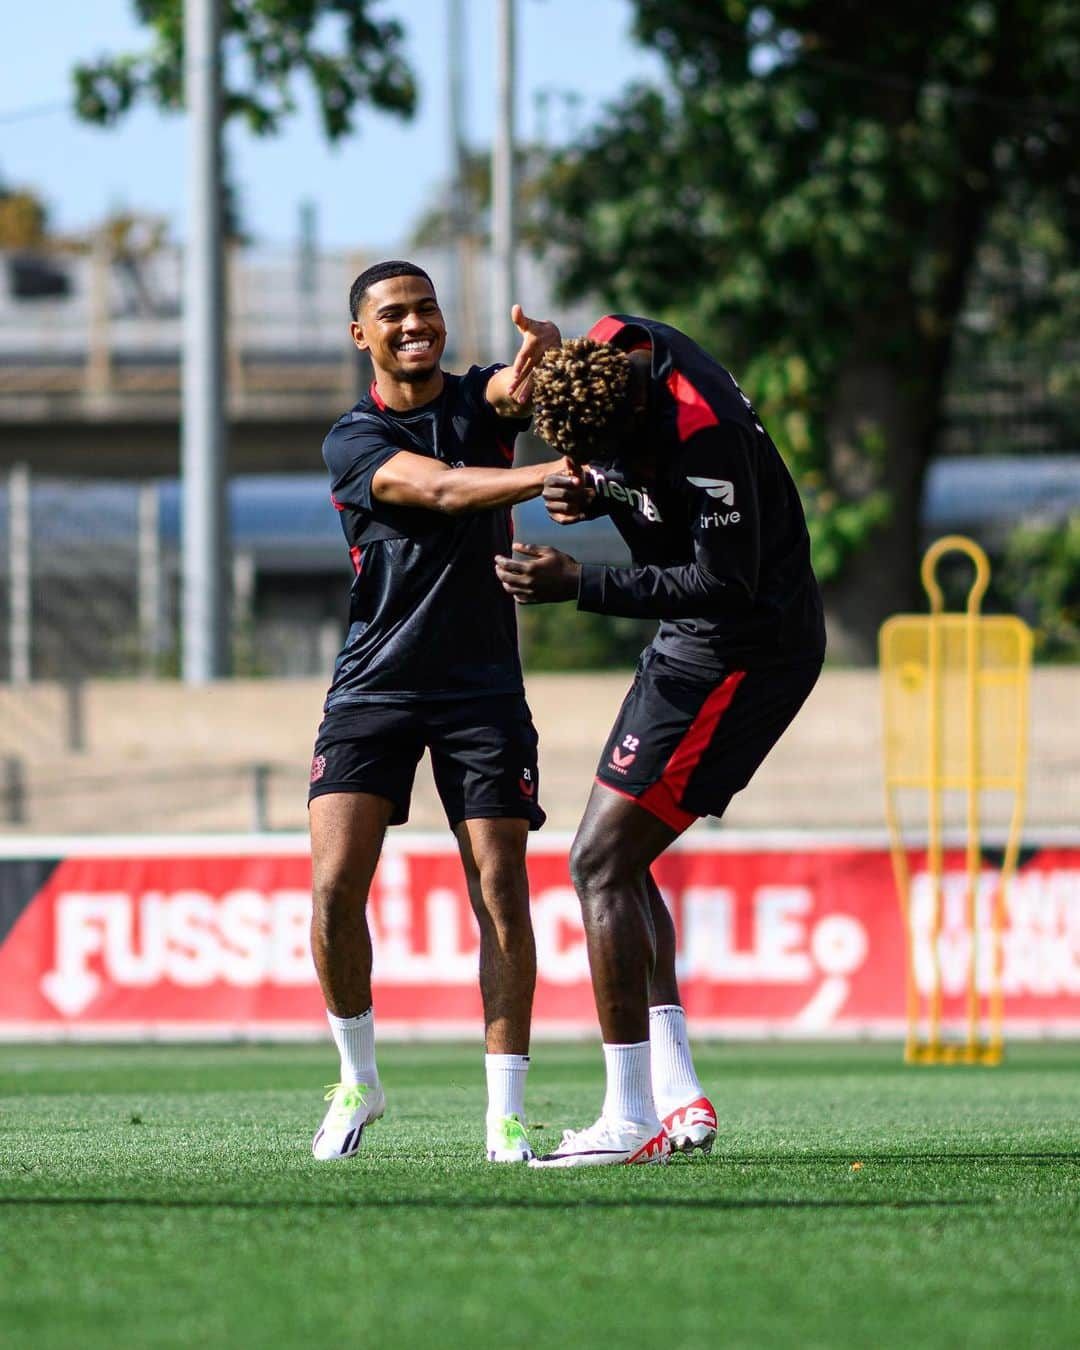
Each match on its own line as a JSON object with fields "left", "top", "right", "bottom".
{"left": 634, "top": 669, "right": 747, "bottom": 832}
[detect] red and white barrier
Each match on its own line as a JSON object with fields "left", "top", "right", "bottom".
{"left": 0, "top": 832, "right": 1077, "bottom": 1038}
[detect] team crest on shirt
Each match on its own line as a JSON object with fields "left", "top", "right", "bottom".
{"left": 310, "top": 755, "right": 327, "bottom": 784}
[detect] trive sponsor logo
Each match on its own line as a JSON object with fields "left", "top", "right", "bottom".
{"left": 687, "top": 476, "right": 735, "bottom": 503}
{"left": 588, "top": 468, "right": 662, "bottom": 522}
{"left": 699, "top": 509, "right": 741, "bottom": 528}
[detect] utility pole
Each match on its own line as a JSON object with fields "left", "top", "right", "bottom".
{"left": 491, "top": 0, "right": 517, "bottom": 354}
{"left": 448, "top": 0, "right": 479, "bottom": 365}
{"left": 182, "top": 0, "right": 229, "bottom": 682}
{"left": 7, "top": 463, "right": 30, "bottom": 685}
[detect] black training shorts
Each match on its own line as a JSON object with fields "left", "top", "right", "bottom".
{"left": 308, "top": 694, "right": 545, "bottom": 831}
{"left": 595, "top": 648, "right": 822, "bottom": 833}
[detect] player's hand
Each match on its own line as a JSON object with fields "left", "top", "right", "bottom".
{"left": 543, "top": 465, "right": 593, "bottom": 524}
{"left": 494, "top": 543, "right": 580, "bottom": 604}
{"left": 505, "top": 304, "right": 561, "bottom": 405}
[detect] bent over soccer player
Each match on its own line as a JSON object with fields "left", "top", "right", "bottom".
{"left": 495, "top": 318, "right": 826, "bottom": 1167}
{"left": 308, "top": 260, "right": 569, "bottom": 1164}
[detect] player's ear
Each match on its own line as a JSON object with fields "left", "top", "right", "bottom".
{"left": 350, "top": 320, "right": 369, "bottom": 353}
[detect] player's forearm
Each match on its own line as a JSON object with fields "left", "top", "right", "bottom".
{"left": 576, "top": 561, "right": 754, "bottom": 618}
{"left": 426, "top": 460, "right": 551, "bottom": 514}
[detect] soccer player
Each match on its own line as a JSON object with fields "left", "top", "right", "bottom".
{"left": 309, "top": 260, "right": 570, "bottom": 1164}
{"left": 495, "top": 317, "right": 826, "bottom": 1167}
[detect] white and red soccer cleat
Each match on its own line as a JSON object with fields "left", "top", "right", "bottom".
{"left": 528, "top": 1116, "right": 671, "bottom": 1169}
{"left": 661, "top": 1095, "right": 717, "bottom": 1156}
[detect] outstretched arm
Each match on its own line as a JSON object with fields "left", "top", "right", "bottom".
{"left": 485, "top": 304, "right": 561, "bottom": 415}
{"left": 372, "top": 451, "right": 575, "bottom": 515}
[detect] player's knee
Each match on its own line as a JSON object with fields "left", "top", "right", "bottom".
{"left": 310, "top": 872, "right": 364, "bottom": 930}
{"left": 569, "top": 832, "right": 630, "bottom": 899}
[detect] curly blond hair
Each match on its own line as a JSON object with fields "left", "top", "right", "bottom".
{"left": 531, "top": 337, "right": 631, "bottom": 455}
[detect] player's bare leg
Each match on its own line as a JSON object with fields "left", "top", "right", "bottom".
{"left": 646, "top": 870, "right": 680, "bottom": 1007}
{"left": 644, "top": 870, "right": 716, "bottom": 1155}
{"left": 456, "top": 816, "right": 536, "bottom": 1162}
{"left": 308, "top": 791, "right": 395, "bottom": 1160}
{"left": 532, "top": 786, "right": 710, "bottom": 1167}
{"left": 569, "top": 786, "right": 678, "bottom": 1044}
{"left": 310, "top": 791, "right": 394, "bottom": 1014}
{"left": 531, "top": 787, "right": 672, "bottom": 1167}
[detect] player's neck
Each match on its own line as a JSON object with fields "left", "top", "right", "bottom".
{"left": 373, "top": 367, "right": 445, "bottom": 411}
{"left": 628, "top": 353, "right": 652, "bottom": 407}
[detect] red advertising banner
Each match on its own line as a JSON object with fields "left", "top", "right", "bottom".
{"left": 0, "top": 833, "right": 1077, "bottom": 1037}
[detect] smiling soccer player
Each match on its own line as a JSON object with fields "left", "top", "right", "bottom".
{"left": 308, "top": 261, "right": 568, "bottom": 1166}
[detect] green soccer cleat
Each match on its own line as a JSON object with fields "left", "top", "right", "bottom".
{"left": 486, "top": 1112, "right": 535, "bottom": 1163}
{"left": 312, "top": 1080, "right": 385, "bottom": 1161}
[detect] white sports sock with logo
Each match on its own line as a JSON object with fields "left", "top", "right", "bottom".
{"left": 649, "top": 1004, "right": 703, "bottom": 1115}
{"left": 601, "top": 1040, "right": 658, "bottom": 1127}
{"left": 327, "top": 1007, "right": 378, "bottom": 1087}
{"left": 485, "top": 1053, "right": 530, "bottom": 1122}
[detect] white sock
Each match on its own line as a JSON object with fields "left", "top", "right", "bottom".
{"left": 327, "top": 1007, "right": 378, "bottom": 1087}
{"left": 601, "top": 1041, "right": 657, "bottom": 1127}
{"left": 649, "top": 1004, "right": 703, "bottom": 1114}
{"left": 485, "top": 1053, "right": 530, "bottom": 1122}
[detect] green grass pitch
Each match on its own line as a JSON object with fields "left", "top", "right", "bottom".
{"left": 2, "top": 1041, "right": 1078, "bottom": 1349}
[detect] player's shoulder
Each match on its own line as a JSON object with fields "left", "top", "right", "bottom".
{"left": 450, "top": 363, "right": 504, "bottom": 403}
{"left": 326, "top": 385, "right": 383, "bottom": 431}
{"left": 322, "top": 398, "right": 392, "bottom": 470}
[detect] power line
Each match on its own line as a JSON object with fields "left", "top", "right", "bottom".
{"left": 0, "top": 98, "right": 71, "bottom": 127}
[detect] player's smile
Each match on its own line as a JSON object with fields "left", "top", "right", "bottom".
{"left": 351, "top": 273, "right": 448, "bottom": 390}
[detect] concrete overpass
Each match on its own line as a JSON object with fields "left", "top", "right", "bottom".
{"left": 0, "top": 242, "right": 593, "bottom": 476}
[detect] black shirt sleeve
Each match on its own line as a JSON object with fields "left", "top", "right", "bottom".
{"left": 577, "top": 421, "right": 760, "bottom": 618}
{"left": 322, "top": 415, "right": 404, "bottom": 513}
{"left": 459, "top": 364, "right": 531, "bottom": 466}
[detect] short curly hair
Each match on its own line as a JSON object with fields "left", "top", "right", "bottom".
{"left": 531, "top": 337, "right": 631, "bottom": 455}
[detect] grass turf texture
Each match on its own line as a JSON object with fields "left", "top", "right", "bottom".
{"left": 1, "top": 1043, "right": 1078, "bottom": 1350}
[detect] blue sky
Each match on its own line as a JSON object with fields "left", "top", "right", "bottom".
{"left": 1, "top": 0, "right": 665, "bottom": 251}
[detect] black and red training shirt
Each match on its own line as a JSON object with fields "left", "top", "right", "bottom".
{"left": 576, "top": 315, "right": 826, "bottom": 671}
{"left": 321, "top": 364, "right": 530, "bottom": 708}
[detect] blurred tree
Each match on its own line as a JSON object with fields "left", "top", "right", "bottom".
{"left": 538, "top": 0, "right": 1080, "bottom": 659}
{"left": 999, "top": 515, "right": 1080, "bottom": 659}
{"left": 0, "top": 184, "right": 49, "bottom": 249}
{"left": 410, "top": 147, "right": 549, "bottom": 251}
{"left": 72, "top": 0, "right": 416, "bottom": 233}
{"left": 519, "top": 605, "right": 655, "bottom": 671}
{"left": 948, "top": 188, "right": 1080, "bottom": 457}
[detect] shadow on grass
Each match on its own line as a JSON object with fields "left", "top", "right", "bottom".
{"left": 0, "top": 1195, "right": 988, "bottom": 1213}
